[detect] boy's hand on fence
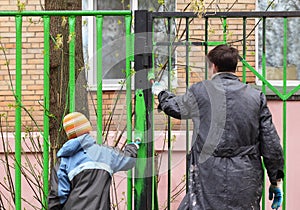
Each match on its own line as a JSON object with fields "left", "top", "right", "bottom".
{"left": 129, "top": 138, "right": 142, "bottom": 149}
{"left": 152, "top": 81, "right": 166, "bottom": 95}
{"left": 269, "top": 179, "right": 283, "bottom": 209}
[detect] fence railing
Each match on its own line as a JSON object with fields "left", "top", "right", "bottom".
{"left": 0, "top": 10, "right": 133, "bottom": 210}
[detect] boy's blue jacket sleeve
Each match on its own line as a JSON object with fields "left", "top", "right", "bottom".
{"left": 109, "top": 143, "right": 138, "bottom": 173}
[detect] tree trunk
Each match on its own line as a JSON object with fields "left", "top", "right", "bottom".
{"left": 45, "top": 0, "right": 89, "bottom": 168}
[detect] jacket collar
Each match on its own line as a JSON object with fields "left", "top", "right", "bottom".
{"left": 57, "top": 134, "right": 95, "bottom": 157}
{"left": 211, "top": 72, "right": 239, "bottom": 80}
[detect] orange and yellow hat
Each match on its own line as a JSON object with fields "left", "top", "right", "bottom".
{"left": 63, "top": 112, "right": 92, "bottom": 139}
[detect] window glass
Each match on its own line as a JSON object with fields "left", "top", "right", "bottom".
{"left": 98, "top": 0, "right": 130, "bottom": 80}
{"left": 257, "top": 0, "right": 300, "bottom": 82}
{"left": 83, "top": 0, "right": 176, "bottom": 89}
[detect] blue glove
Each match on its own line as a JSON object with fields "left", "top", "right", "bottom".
{"left": 269, "top": 180, "right": 283, "bottom": 209}
{"left": 152, "top": 81, "right": 166, "bottom": 95}
{"left": 129, "top": 138, "right": 142, "bottom": 149}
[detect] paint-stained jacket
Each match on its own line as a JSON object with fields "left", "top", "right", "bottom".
{"left": 158, "top": 73, "right": 284, "bottom": 210}
{"left": 48, "top": 134, "right": 138, "bottom": 210}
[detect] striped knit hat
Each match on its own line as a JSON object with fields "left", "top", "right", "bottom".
{"left": 63, "top": 112, "right": 92, "bottom": 139}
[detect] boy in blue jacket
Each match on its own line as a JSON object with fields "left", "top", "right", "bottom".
{"left": 48, "top": 112, "right": 139, "bottom": 209}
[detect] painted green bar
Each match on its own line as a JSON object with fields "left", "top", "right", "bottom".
{"left": 134, "top": 89, "right": 147, "bottom": 209}
{"left": 283, "top": 85, "right": 300, "bottom": 100}
{"left": 125, "top": 15, "right": 133, "bottom": 210}
{"left": 239, "top": 58, "right": 285, "bottom": 100}
{"left": 282, "top": 17, "right": 288, "bottom": 210}
{"left": 262, "top": 18, "right": 266, "bottom": 94}
{"left": 0, "top": 10, "right": 132, "bottom": 17}
{"left": 15, "top": 15, "right": 22, "bottom": 210}
{"left": 96, "top": 16, "right": 103, "bottom": 144}
{"left": 42, "top": 15, "right": 50, "bottom": 210}
{"left": 207, "top": 41, "right": 226, "bottom": 46}
{"left": 242, "top": 17, "right": 246, "bottom": 83}
{"left": 282, "top": 100, "right": 287, "bottom": 210}
{"left": 68, "top": 16, "right": 76, "bottom": 112}
{"left": 223, "top": 18, "right": 227, "bottom": 43}
{"left": 283, "top": 18, "right": 287, "bottom": 95}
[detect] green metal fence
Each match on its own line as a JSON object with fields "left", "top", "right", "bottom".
{"left": 0, "top": 10, "right": 133, "bottom": 210}
{"left": 1, "top": 9, "right": 300, "bottom": 210}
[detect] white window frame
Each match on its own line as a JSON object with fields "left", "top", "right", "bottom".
{"left": 255, "top": 0, "right": 300, "bottom": 87}
{"left": 83, "top": 0, "right": 137, "bottom": 91}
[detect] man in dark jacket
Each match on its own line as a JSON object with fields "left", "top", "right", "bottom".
{"left": 48, "top": 112, "right": 139, "bottom": 209}
{"left": 152, "top": 45, "right": 284, "bottom": 210}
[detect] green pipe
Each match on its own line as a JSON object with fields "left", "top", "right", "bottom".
{"left": 262, "top": 18, "right": 266, "bottom": 94}
{"left": 207, "top": 41, "right": 226, "bottom": 46}
{"left": 125, "top": 15, "right": 133, "bottom": 210}
{"left": 283, "top": 85, "right": 300, "bottom": 100}
{"left": 261, "top": 17, "right": 266, "bottom": 210}
{"left": 42, "top": 15, "right": 50, "bottom": 210}
{"left": 0, "top": 10, "right": 132, "bottom": 17}
{"left": 134, "top": 89, "right": 147, "bottom": 210}
{"left": 283, "top": 18, "right": 287, "bottom": 95}
{"left": 222, "top": 18, "right": 227, "bottom": 43}
{"left": 282, "top": 17, "right": 288, "bottom": 210}
{"left": 96, "top": 16, "right": 103, "bottom": 144}
{"left": 68, "top": 16, "right": 76, "bottom": 112}
{"left": 282, "top": 100, "right": 287, "bottom": 210}
{"left": 242, "top": 17, "right": 246, "bottom": 83}
{"left": 185, "top": 17, "right": 190, "bottom": 193}
{"left": 239, "top": 58, "right": 284, "bottom": 100}
{"left": 15, "top": 15, "right": 22, "bottom": 210}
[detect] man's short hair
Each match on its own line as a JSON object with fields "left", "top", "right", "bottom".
{"left": 207, "top": 45, "right": 239, "bottom": 72}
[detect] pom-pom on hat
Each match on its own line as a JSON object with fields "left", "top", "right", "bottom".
{"left": 63, "top": 112, "right": 92, "bottom": 139}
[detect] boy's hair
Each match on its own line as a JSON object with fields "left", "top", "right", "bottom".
{"left": 207, "top": 45, "right": 239, "bottom": 72}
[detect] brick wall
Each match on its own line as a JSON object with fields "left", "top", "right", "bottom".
{"left": 176, "top": 0, "right": 257, "bottom": 86}
{"left": 0, "top": 1, "right": 45, "bottom": 132}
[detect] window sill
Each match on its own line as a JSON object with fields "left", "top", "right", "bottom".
{"left": 87, "top": 79, "right": 133, "bottom": 91}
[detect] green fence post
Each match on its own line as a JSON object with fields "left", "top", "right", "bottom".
{"left": 134, "top": 10, "right": 156, "bottom": 210}
{"left": 42, "top": 15, "right": 50, "bottom": 210}
{"left": 68, "top": 16, "right": 76, "bottom": 112}
{"left": 15, "top": 15, "right": 22, "bottom": 210}
{"left": 96, "top": 15, "right": 103, "bottom": 144}
{"left": 282, "top": 17, "right": 288, "bottom": 210}
{"left": 125, "top": 14, "right": 133, "bottom": 210}
{"left": 134, "top": 89, "right": 147, "bottom": 209}
{"left": 222, "top": 17, "right": 227, "bottom": 43}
